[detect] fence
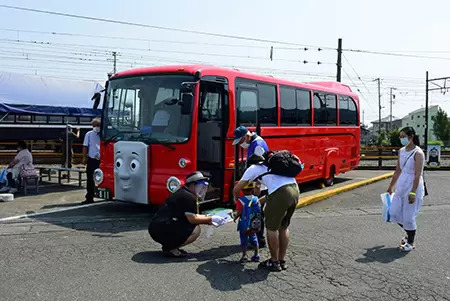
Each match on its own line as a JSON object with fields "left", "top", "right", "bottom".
{"left": 359, "top": 146, "right": 450, "bottom": 169}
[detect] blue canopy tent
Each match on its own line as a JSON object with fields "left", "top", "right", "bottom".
{"left": 0, "top": 72, "right": 103, "bottom": 118}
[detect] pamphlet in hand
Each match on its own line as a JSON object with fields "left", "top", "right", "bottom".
{"left": 202, "top": 208, "right": 233, "bottom": 227}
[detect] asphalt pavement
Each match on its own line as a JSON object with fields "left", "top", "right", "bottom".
{"left": 1, "top": 170, "right": 449, "bottom": 300}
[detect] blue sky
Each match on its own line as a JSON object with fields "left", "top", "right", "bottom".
{"left": 1, "top": 0, "right": 450, "bottom": 124}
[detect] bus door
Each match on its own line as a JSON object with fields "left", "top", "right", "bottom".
{"left": 196, "top": 77, "right": 229, "bottom": 203}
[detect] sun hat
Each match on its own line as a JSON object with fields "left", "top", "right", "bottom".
{"left": 185, "top": 171, "right": 209, "bottom": 185}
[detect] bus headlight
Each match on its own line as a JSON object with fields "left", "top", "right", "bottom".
{"left": 94, "top": 169, "right": 104, "bottom": 186}
{"left": 167, "top": 176, "right": 181, "bottom": 193}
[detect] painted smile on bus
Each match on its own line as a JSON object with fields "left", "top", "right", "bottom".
{"left": 114, "top": 141, "right": 148, "bottom": 204}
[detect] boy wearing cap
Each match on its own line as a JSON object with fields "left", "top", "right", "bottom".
{"left": 233, "top": 181, "right": 260, "bottom": 263}
{"left": 233, "top": 126, "right": 269, "bottom": 247}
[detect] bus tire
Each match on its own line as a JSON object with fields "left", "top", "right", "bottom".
{"left": 324, "top": 165, "right": 335, "bottom": 187}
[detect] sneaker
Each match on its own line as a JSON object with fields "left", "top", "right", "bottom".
{"left": 258, "top": 259, "right": 282, "bottom": 272}
{"left": 400, "top": 236, "right": 408, "bottom": 246}
{"left": 251, "top": 255, "right": 260, "bottom": 262}
{"left": 399, "top": 243, "right": 416, "bottom": 252}
{"left": 81, "top": 199, "right": 94, "bottom": 205}
{"left": 9, "top": 188, "right": 18, "bottom": 194}
{"left": 240, "top": 256, "right": 249, "bottom": 263}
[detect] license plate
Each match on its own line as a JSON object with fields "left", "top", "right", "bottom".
{"left": 96, "top": 188, "right": 111, "bottom": 200}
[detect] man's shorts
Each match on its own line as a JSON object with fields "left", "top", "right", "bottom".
{"left": 264, "top": 183, "right": 299, "bottom": 231}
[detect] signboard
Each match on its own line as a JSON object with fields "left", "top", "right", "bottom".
{"left": 427, "top": 144, "right": 441, "bottom": 168}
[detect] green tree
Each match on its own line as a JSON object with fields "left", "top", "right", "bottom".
{"left": 389, "top": 128, "right": 401, "bottom": 146}
{"left": 432, "top": 107, "right": 450, "bottom": 143}
{"left": 376, "top": 129, "right": 389, "bottom": 146}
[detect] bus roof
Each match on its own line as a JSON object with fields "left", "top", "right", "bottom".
{"left": 113, "top": 65, "right": 358, "bottom": 98}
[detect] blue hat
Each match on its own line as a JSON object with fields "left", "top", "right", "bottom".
{"left": 232, "top": 126, "right": 249, "bottom": 145}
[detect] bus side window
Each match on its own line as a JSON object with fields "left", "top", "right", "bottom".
{"left": 313, "top": 92, "right": 327, "bottom": 125}
{"left": 200, "top": 88, "right": 222, "bottom": 122}
{"left": 339, "top": 96, "right": 349, "bottom": 125}
{"left": 238, "top": 89, "right": 258, "bottom": 126}
{"left": 326, "top": 94, "right": 337, "bottom": 125}
{"left": 280, "top": 86, "right": 296, "bottom": 125}
{"left": 339, "top": 96, "right": 358, "bottom": 126}
{"left": 257, "top": 84, "right": 277, "bottom": 125}
{"left": 296, "top": 89, "right": 311, "bottom": 125}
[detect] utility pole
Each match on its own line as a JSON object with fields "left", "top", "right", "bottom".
{"left": 112, "top": 51, "right": 117, "bottom": 74}
{"left": 336, "top": 38, "right": 342, "bottom": 82}
{"left": 375, "top": 78, "right": 382, "bottom": 168}
{"left": 389, "top": 87, "right": 396, "bottom": 131}
{"left": 362, "top": 110, "right": 365, "bottom": 126}
{"left": 425, "top": 71, "right": 429, "bottom": 151}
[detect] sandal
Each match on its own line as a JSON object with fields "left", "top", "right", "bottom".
{"left": 178, "top": 248, "right": 188, "bottom": 255}
{"left": 258, "top": 259, "right": 282, "bottom": 272}
{"left": 162, "top": 248, "right": 187, "bottom": 258}
{"left": 279, "top": 260, "right": 287, "bottom": 270}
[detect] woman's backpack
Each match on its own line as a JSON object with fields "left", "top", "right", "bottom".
{"left": 239, "top": 196, "right": 262, "bottom": 235}
{"left": 259, "top": 150, "right": 304, "bottom": 178}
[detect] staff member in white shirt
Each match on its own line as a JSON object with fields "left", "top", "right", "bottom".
{"left": 82, "top": 118, "right": 101, "bottom": 204}
{"left": 233, "top": 154, "right": 299, "bottom": 272}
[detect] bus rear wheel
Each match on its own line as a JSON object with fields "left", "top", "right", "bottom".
{"left": 324, "top": 166, "right": 335, "bottom": 187}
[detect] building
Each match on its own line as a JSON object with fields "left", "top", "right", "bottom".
{"left": 401, "top": 105, "right": 439, "bottom": 143}
{"left": 371, "top": 115, "right": 402, "bottom": 135}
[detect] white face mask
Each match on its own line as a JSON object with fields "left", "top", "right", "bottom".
{"left": 240, "top": 142, "right": 250, "bottom": 149}
{"left": 93, "top": 126, "right": 100, "bottom": 133}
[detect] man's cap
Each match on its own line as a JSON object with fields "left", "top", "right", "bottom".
{"left": 185, "top": 171, "right": 209, "bottom": 185}
{"left": 232, "top": 126, "right": 249, "bottom": 145}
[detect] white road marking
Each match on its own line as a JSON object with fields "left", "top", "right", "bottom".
{"left": 0, "top": 201, "right": 111, "bottom": 222}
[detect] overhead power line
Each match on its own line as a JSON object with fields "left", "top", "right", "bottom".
{"left": 0, "top": 4, "right": 335, "bottom": 49}
{"left": 343, "top": 48, "right": 450, "bottom": 61}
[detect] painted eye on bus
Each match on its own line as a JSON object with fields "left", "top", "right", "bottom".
{"left": 130, "top": 159, "right": 140, "bottom": 172}
{"left": 115, "top": 158, "right": 124, "bottom": 169}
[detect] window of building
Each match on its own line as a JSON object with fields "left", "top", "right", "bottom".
{"left": 33, "top": 116, "right": 48, "bottom": 123}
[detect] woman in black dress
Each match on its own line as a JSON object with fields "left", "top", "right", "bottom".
{"left": 148, "top": 172, "right": 225, "bottom": 257}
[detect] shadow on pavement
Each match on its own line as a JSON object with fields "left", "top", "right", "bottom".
{"left": 13, "top": 184, "right": 84, "bottom": 199}
{"left": 132, "top": 244, "right": 241, "bottom": 264}
{"left": 355, "top": 245, "right": 408, "bottom": 264}
{"left": 132, "top": 244, "right": 269, "bottom": 291}
{"left": 299, "top": 177, "right": 352, "bottom": 194}
{"left": 31, "top": 202, "right": 156, "bottom": 234}
{"left": 196, "top": 259, "right": 270, "bottom": 291}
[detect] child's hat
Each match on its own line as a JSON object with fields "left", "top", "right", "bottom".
{"left": 243, "top": 181, "right": 255, "bottom": 190}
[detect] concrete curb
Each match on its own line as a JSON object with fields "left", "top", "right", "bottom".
{"left": 296, "top": 172, "right": 394, "bottom": 209}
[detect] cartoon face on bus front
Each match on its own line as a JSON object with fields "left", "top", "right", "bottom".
{"left": 114, "top": 141, "right": 148, "bottom": 204}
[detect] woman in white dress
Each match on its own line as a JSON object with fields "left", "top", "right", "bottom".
{"left": 387, "top": 127, "right": 425, "bottom": 252}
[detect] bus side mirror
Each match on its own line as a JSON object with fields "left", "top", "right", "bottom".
{"left": 181, "top": 93, "right": 193, "bottom": 115}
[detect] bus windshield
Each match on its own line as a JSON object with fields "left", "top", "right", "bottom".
{"left": 103, "top": 74, "right": 195, "bottom": 144}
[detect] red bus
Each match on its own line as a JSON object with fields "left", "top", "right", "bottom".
{"left": 94, "top": 65, "right": 360, "bottom": 205}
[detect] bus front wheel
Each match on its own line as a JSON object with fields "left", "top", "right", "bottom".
{"left": 324, "top": 166, "right": 335, "bottom": 187}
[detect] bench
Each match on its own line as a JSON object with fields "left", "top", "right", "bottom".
{"left": 38, "top": 167, "right": 86, "bottom": 187}
{"left": 20, "top": 175, "right": 39, "bottom": 195}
